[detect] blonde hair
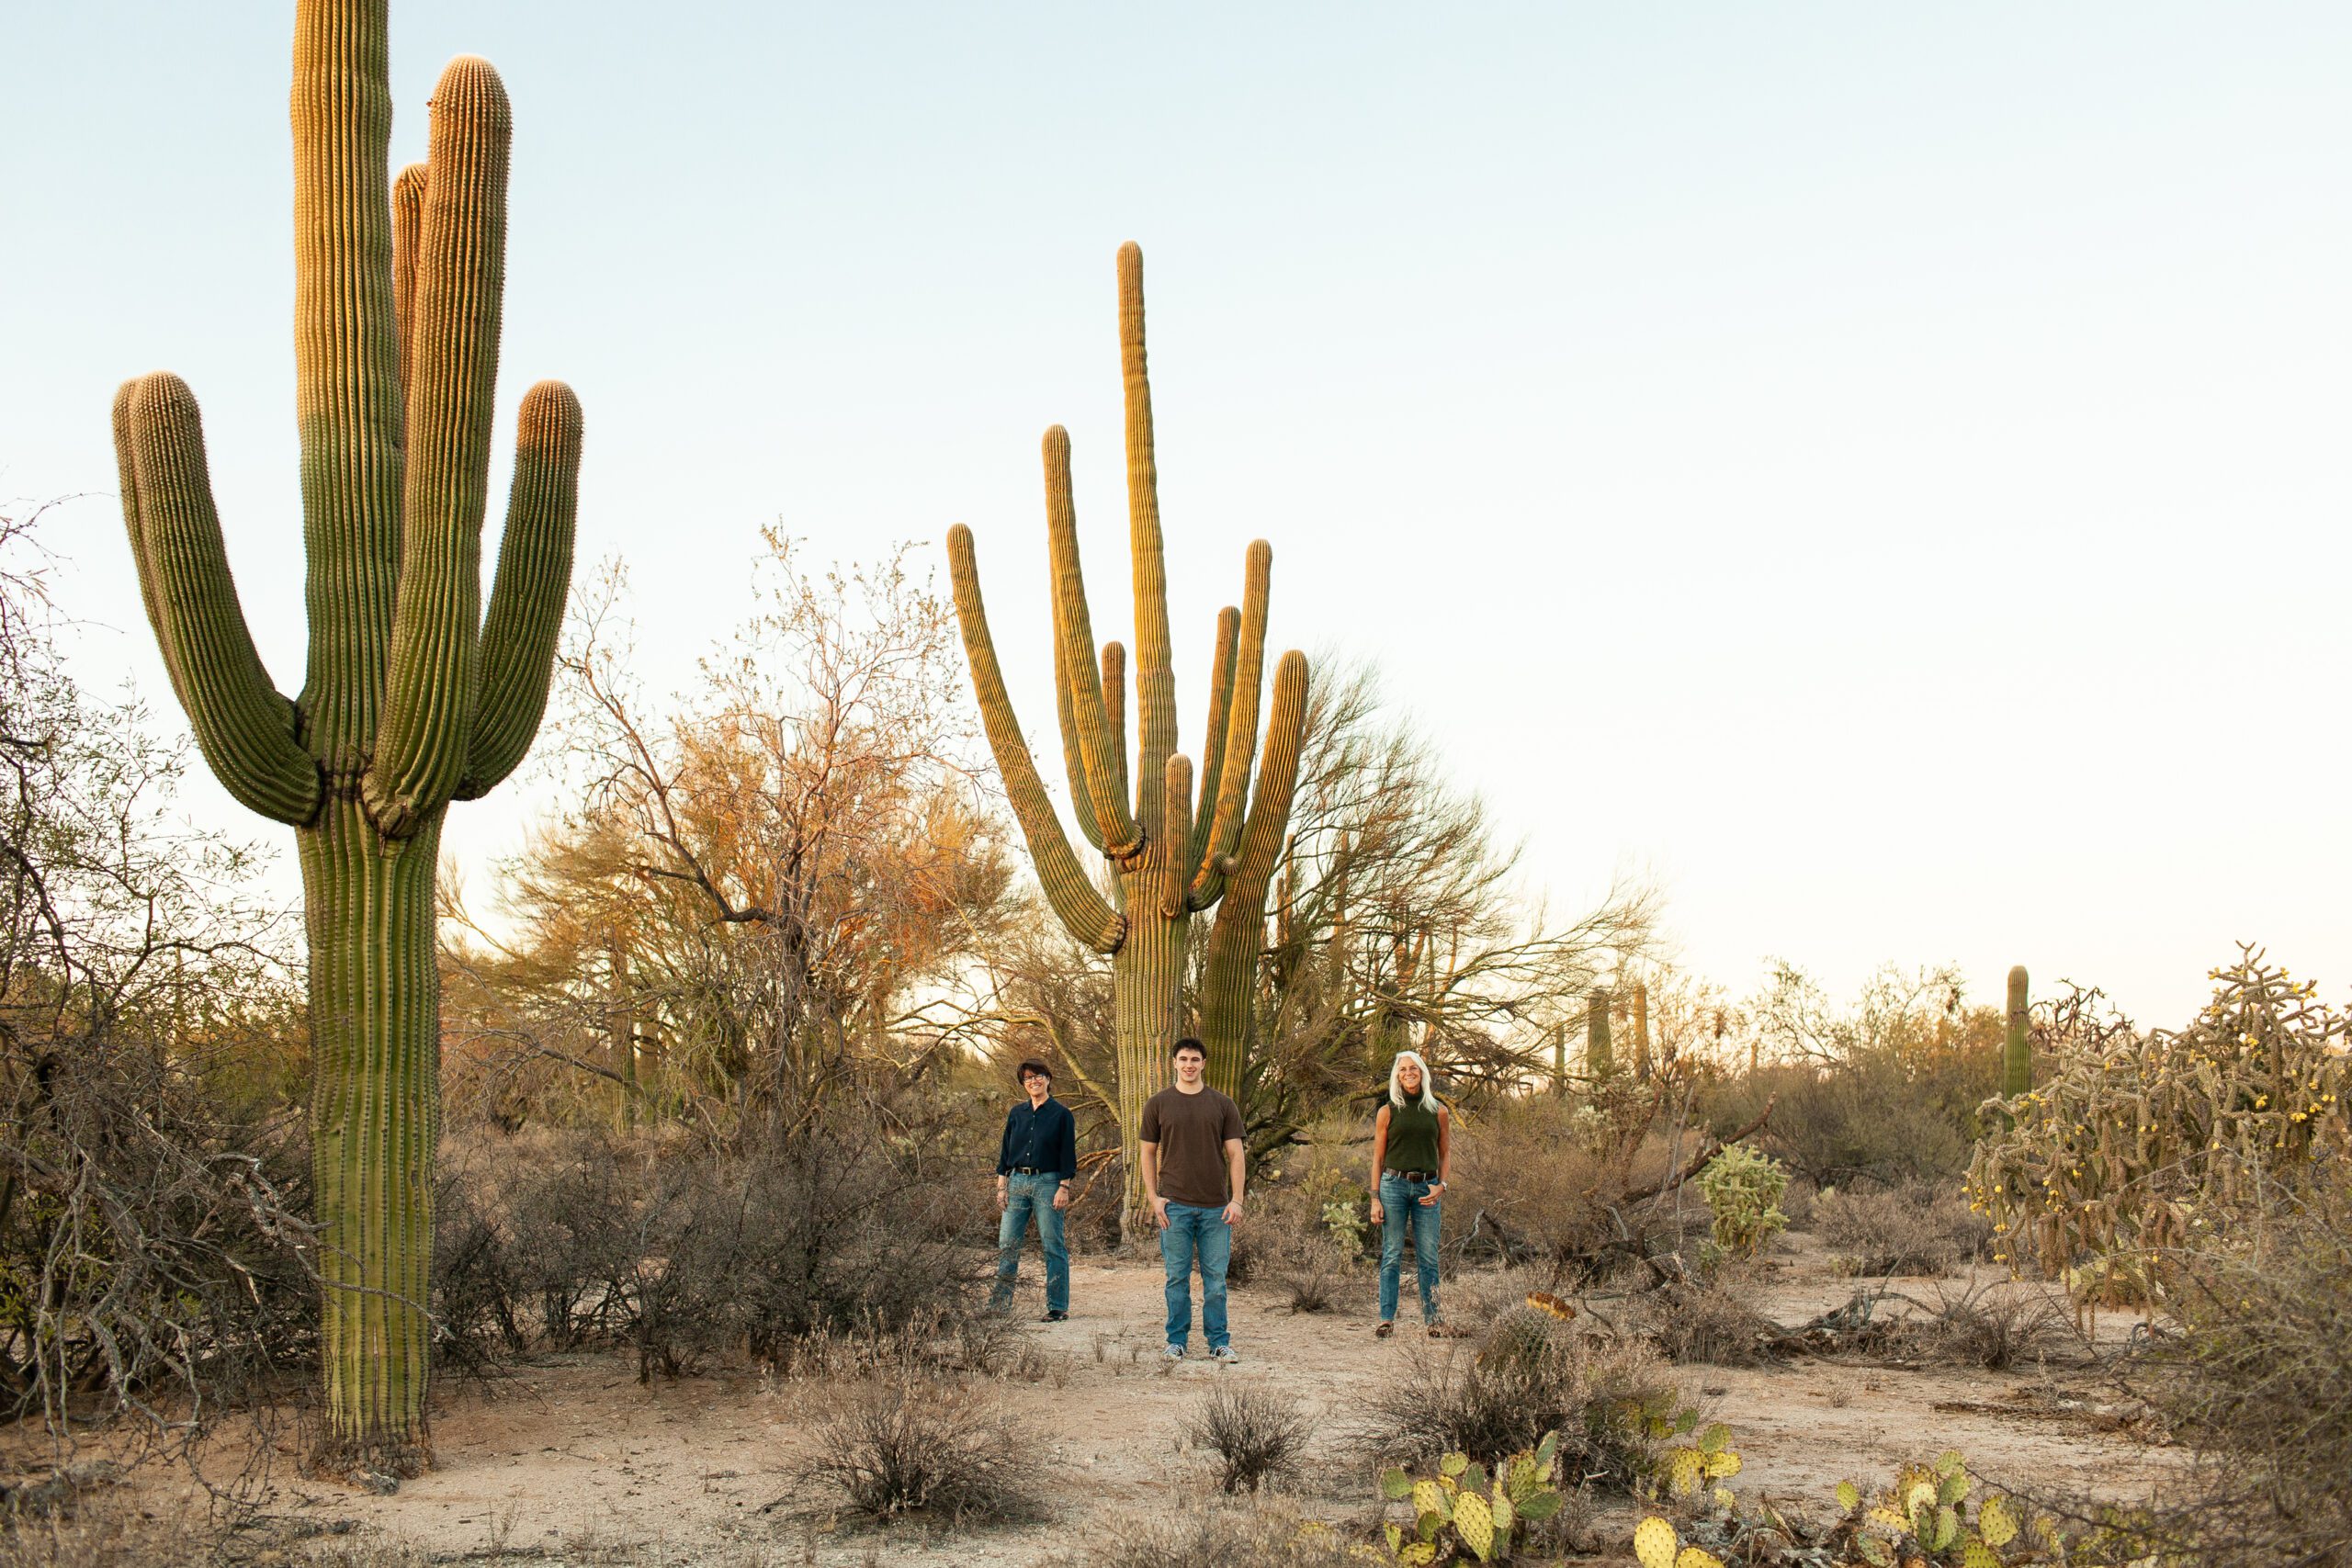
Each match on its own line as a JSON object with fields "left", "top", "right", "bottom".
{"left": 1387, "top": 1050, "right": 1438, "bottom": 1111}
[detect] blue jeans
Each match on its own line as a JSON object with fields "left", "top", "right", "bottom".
{"left": 1378, "top": 1172, "right": 1442, "bottom": 1323}
{"left": 991, "top": 1172, "right": 1069, "bottom": 1314}
{"left": 1159, "top": 1201, "right": 1231, "bottom": 1351}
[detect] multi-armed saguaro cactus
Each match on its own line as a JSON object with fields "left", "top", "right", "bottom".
{"left": 2003, "top": 965, "right": 2031, "bottom": 1100}
{"left": 111, "top": 0, "right": 580, "bottom": 1462}
{"left": 949, "top": 243, "right": 1307, "bottom": 1236}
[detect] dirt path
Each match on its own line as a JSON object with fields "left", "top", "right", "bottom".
{"left": 185, "top": 1247, "right": 2162, "bottom": 1565}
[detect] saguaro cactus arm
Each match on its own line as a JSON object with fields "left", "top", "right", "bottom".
{"left": 1188, "top": 540, "right": 1272, "bottom": 907}
{"left": 1189, "top": 604, "right": 1239, "bottom": 866}
{"left": 2004, "top": 965, "right": 2031, "bottom": 1100}
{"left": 1052, "top": 607, "right": 1103, "bottom": 852}
{"left": 1210, "top": 650, "right": 1306, "bottom": 924}
{"left": 947, "top": 524, "right": 1125, "bottom": 953}
{"left": 1043, "top": 426, "right": 1142, "bottom": 857}
{"left": 390, "top": 162, "right": 426, "bottom": 393}
{"left": 366, "top": 56, "right": 513, "bottom": 836}
{"left": 1116, "top": 243, "right": 1180, "bottom": 829}
{"left": 114, "top": 375, "right": 322, "bottom": 827}
{"left": 290, "top": 0, "right": 404, "bottom": 773}
{"left": 1159, "top": 755, "right": 1194, "bottom": 919}
{"left": 458, "top": 380, "right": 583, "bottom": 799}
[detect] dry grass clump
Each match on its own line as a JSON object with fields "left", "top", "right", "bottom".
{"left": 1356, "top": 1306, "right": 1681, "bottom": 1487}
{"left": 810, "top": 1366, "right": 1041, "bottom": 1524}
{"left": 1639, "top": 1269, "right": 1783, "bottom": 1367}
{"left": 1893, "top": 1280, "right": 2073, "bottom": 1371}
{"left": 1815, "top": 1179, "right": 1992, "bottom": 1276}
{"left": 1040, "top": 1503, "right": 1367, "bottom": 1568}
{"left": 1182, "top": 1386, "right": 1316, "bottom": 1495}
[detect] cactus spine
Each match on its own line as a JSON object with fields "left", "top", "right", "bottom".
{"left": 1587, "top": 987, "right": 1613, "bottom": 1079}
{"left": 2004, "top": 964, "right": 2031, "bottom": 1099}
{"left": 949, "top": 243, "right": 1307, "bottom": 1237}
{"left": 113, "top": 0, "right": 580, "bottom": 1461}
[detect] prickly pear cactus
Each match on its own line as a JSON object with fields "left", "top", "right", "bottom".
{"left": 1377, "top": 1433, "right": 1561, "bottom": 1563}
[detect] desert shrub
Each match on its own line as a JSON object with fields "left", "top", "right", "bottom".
{"left": 1182, "top": 1386, "right": 1315, "bottom": 1495}
{"left": 1893, "top": 1281, "right": 2072, "bottom": 1371}
{"left": 1039, "top": 1504, "right": 1364, "bottom": 1568}
{"left": 1357, "top": 1307, "right": 1682, "bottom": 1487}
{"left": 2122, "top": 1194, "right": 2352, "bottom": 1566}
{"left": 811, "top": 1367, "right": 1037, "bottom": 1523}
{"left": 1444, "top": 1100, "right": 1696, "bottom": 1286}
{"left": 429, "top": 1117, "right": 985, "bottom": 1380}
{"left": 1967, "top": 952, "right": 2351, "bottom": 1306}
{"left": 1705, "top": 1054, "right": 1981, "bottom": 1187}
{"left": 1277, "top": 1239, "right": 1346, "bottom": 1314}
{"left": 1693, "top": 1143, "right": 1788, "bottom": 1260}
{"left": 1640, "top": 1271, "right": 1781, "bottom": 1367}
{"left": 1815, "top": 1179, "right": 1991, "bottom": 1276}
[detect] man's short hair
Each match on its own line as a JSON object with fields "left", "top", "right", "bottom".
{"left": 1170, "top": 1036, "right": 1207, "bottom": 1060}
{"left": 1016, "top": 1059, "right": 1052, "bottom": 1084}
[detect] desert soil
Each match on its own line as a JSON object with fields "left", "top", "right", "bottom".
{"left": 119, "top": 1233, "right": 2166, "bottom": 1566}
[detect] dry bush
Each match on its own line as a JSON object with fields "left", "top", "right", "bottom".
{"left": 1040, "top": 1503, "right": 1366, "bottom": 1568}
{"left": 1892, "top": 1280, "right": 2073, "bottom": 1371}
{"left": 811, "top": 1367, "right": 1039, "bottom": 1524}
{"left": 1356, "top": 1307, "right": 1682, "bottom": 1486}
{"left": 1706, "top": 1055, "right": 1982, "bottom": 1187}
{"left": 1443, "top": 1100, "right": 1698, "bottom": 1287}
{"left": 1277, "top": 1240, "right": 1347, "bottom": 1314}
{"left": 1638, "top": 1270, "right": 1782, "bottom": 1367}
{"left": 2121, "top": 1196, "right": 2352, "bottom": 1566}
{"left": 1182, "top": 1386, "right": 1315, "bottom": 1495}
{"left": 1815, "top": 1179, "right": 1991, "bottom": 1276}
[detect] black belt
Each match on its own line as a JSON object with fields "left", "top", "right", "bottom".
{"left": 1008, "top": 1167, "right": 1053, "bottom": 1176}
{"left": 1385, "top": 1168, "right": 1440, "bottom": 1182}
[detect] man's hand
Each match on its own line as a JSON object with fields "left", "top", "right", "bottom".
{"left": 995, "top": 1179, "right": 1009, "bottom": 1213}
{"left": 1221, "top": 1199, "right": 1243, "bottom": 1226}
{"left": 1051, "top": 1182, "right": 1069, "bottom": 1211}
{"left": 1369, "top": 1197, "right": 1385, "bottom": 1224}
{"left": 1151, "top": 1195, "right": 1170, "bottom": 1230}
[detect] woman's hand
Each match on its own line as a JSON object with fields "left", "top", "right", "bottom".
{"left": 1418, "top": 1181, "right": 1445, "bottom": 1207}
{"left": 1368, "top": 1197, "right": 1385, "bottom": 1224}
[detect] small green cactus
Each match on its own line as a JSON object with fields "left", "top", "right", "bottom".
{"left": 1692, "top": 1143, "right": 1789, "bottom": 1260}
{"left": 1378, "top": 1433, "right": 1563, "bottom": 1563}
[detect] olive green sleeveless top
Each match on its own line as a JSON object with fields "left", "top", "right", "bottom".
{"left": 1383, "top": 1096, "right": 1441, "bottom": 1174}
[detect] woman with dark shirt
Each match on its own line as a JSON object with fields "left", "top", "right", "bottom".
{"left": 1367, "top": 1049, "right": 1452, "bottom": 1337}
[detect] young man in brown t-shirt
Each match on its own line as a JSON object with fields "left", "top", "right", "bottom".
{"left": 1137, "top": 1037, "right": 1245, "bottom": 1362}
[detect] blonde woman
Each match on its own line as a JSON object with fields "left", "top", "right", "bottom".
{"left": 1368, "top": 1050, "right": 1452, "bottom": 1337}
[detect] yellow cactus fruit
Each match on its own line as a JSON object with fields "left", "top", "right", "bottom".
{"left": 1453, "top": 1492, "right": 1495, "bottom": 1562}
{"left": 1634, "top": 1516, "right": 1680, "bottom": 1568}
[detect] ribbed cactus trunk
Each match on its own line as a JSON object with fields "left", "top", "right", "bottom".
{"left": 2003, "top": 964, "right": 2031, "bottom": 1101}
{"left": 1587, "top": 987, "right": 1613, "bottom": 1081}
{"left": 950, "top": 244, "right": 1308, "bottom": 1242}
{"left": 112, "top": 0, "right": 581, "bottom": 1465}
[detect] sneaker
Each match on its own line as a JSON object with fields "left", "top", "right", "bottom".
{"left": 1163, "top": 1344, "right": 1186, "bottom": 1361}
{"left": 1041, "top": 1309, "right": 1068, "bottom": 1323}
{"left": 1212, "top": 1345, "right": 1240, "bottom": 1364}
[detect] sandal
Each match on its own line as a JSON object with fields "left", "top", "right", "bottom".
{"left": 1375, "top": 1321, "right": 1395, "bottom": 1339}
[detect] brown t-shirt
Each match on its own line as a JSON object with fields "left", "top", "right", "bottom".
{"left": 1138, "top": 1085, "right": 1244, "bottom": 1207}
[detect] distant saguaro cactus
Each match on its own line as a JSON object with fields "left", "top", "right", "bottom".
{"left": 1632, "top": 982, "right": 1653, "bottom": 1081}
{"left": 948, "top": 243, "right": 1308, "bottom": 1236}
{"left": 1587, "top": 987, "right": 1614, "bottom": 1080}
{"left": 112, "top": 0, "right": 580, "bottom": 1462}
{"left": 2004, "top": 965, "right": 2031, "bottom": 1100}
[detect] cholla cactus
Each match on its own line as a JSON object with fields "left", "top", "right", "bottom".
{"left": 1693, "top": 1143, "right": 1789, "bottom": 1260}
{"left": 1378, "top": 1436, "right": 1566, "bottom": 1564}
{"left": 1968, "top": 947, "right": 2350, "bottom": 1306}
{"left": 948, "top": 244, "right": 1309, "bottom": 1235}
{"left": 112, "top": 0, "right": 580, "bottom": 1461}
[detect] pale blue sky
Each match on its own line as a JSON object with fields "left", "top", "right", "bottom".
{"left": 6, "top": 4, "right": 2349, "bottom": 1025}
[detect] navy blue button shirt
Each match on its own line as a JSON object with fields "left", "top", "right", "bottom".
{"left": 998, "top": 1095, "right": 1077, "bottom": 1179}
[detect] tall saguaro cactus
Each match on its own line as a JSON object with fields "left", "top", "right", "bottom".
{"left": 1586, "top": 987, "right": 1613, "bottom": 1080}
{"left": 949, "top": 243, "right": 1308, "bottom": 1236}
{"left": 2003, "top": 965, "right": 2031, "bottom": 1100}
{"left": 111, "top": 0, "right": 580, "bottom": 1462}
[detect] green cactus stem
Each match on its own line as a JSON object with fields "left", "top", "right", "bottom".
{"left": 2004, "top": 964, "right": 2031, "bottom": 1100}
{"left": 113, "top": 0, "right": 581, "bottom": 1464}
{"left": 949, "top": 243, "right": 1309, "bottom": 1238}
{"left": 1632, "top": 982, "right": 1652, "bottom": 1081}
{"left": 1587, "top": 987, "right": 1613, "bottom": 1080}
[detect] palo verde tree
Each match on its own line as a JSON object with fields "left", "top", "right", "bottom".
{"left": 948, "top": 243, "right": 1307, "bottom": 1236}
{"left": 109, "top": 0, "right": 581, "bottom": 1463}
